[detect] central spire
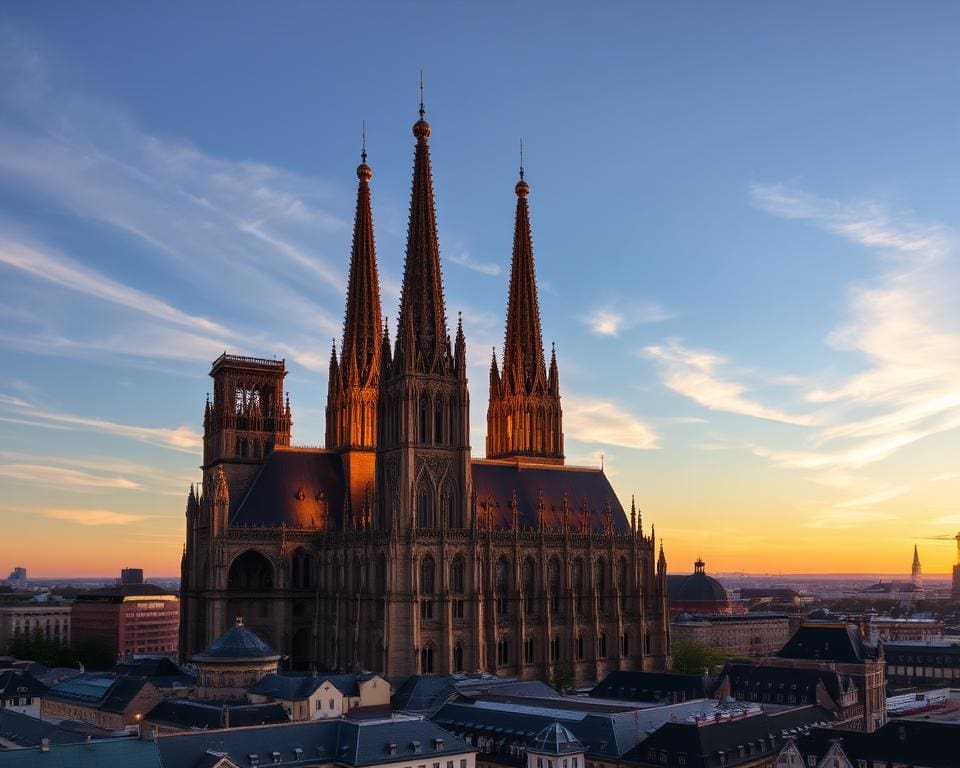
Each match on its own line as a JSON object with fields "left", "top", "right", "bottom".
{"left": 486, "top": 156, "right": 564, "bottom": 464}
{"left": 395, "top": 93, "right": 449, "bottom": 373}
{"left": 502, "top": 150, "right": 546, "bottom": 395}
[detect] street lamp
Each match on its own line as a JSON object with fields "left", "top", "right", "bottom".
{"left": 135, "top": 712, "right": 142, "bottom": 737}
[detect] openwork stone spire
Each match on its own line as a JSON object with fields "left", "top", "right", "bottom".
{"left": 326, "top": 140, "right": 382, "bottom": 451}
{"left": 486, "top": 163, "right": 563, "bottom": 464}
{"left": 394, "top": 108, "right": 450, "bottom": 373}
{"left": 502, "top": 159, "right": 546, "bottom": 395}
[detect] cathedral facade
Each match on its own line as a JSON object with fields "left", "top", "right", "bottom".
{"left": 179, "top": 105, "right": 671, "bottom": 684}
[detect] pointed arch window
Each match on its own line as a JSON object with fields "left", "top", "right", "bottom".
{"left": 417, "top": 484, "right": 435, "bottom": 529}
{"left": 522, "top": 558, "right": 536, "bottom": 616}
{"left": 453, "top": 641, "right": 464, "bottom": 672}
{"left": 598, "top": 632, "right": 607, "bottom": 659}
{"left": 420, "top": 556, "right": 436, "bottom": 620}
{"left": 419, "top": 394, "right": 430, "bottom": 444}
{"left": 434, "top": 395, "right": 444, "bottom": 444}
{"left": 451, "top": 555, "right": 466, "bottom": 620}
{"left": 495, "top": 558, "right": 509, "bottom": 618}
{"left": 619, "top": 557, "right": 629, "bottom": 611}
{"left": 524, "top": 636, "right": 535, "bottom": 665}
{"left": 420, "top": 644, "right": 434, "bottom": 674}
{"left": 573, "top": 558, "right": 584, "bottom": 615}
{"left": 596, "top": 558, "right": 607, "bottom": 611}
{"left": 548, "top": 557, "right": 561, "bottom": 615}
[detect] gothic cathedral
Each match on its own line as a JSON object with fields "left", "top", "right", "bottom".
{"left": 180, "top": 105, "right": 671, "bottom": 684}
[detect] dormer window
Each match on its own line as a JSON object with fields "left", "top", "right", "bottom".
{"left": 413, "top": 741, "right": 422, "bottom": 754}
{"left": 272, "top": 752, "right": 282, "bottom": 764}
{"left": 388, "top": 743, "right": 397, "bottom": 756}
{"left": 434, "top": 738, "right": 444, "bottom": 751}
{"left": 249, "top": 755, "right": 260, "bottom": 767}
{"left": 294, "top": 748, "right": 304, "bottom": 760}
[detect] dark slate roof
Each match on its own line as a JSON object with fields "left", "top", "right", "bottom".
{"left": 249, "top": 672, "right": 375, "bottom": 700}
{"left": 99, "top": 677, "right": 152, "bottom": 714}
{"left": 0, "top": 669, "right": 48, "bottom": 698}
{"left": 433, "top": 694, "right": 698, "bottom": 761}
{"left": 590, "top": 671, "right": 709, "bottom": 703}
{"left": 45, "top": 674, "right": 151, "bottom": 713}
{"left": 392, "top": 675, "right": 457, "bottom": 714}
{"left": 739, "top": 588, "right": 799, "bottom": 600}
{"left": 114, "top": 658, "right": 189, "bottom": 680}
{"left": 666, "top": 574, "right": 728, "bottom": 605}
{"left": 155, "top": 716, "right": 472, "bottom": 768}
{"left": 529, "top": 723, "right": 584, "bottom": 755}
{"left": 776, "top": 623, "right": 869, "bottom": 663}
{"left": 231, "top": 448, "right": 347, "bottom": 527}
{"left": 146, "top": 699, "right": 289, "bottom": 730}
{"left": 0, "top": 737, "right": 161, "bottom": 768}
{"left": 471, "top": 461, "right": 629, "bottom": 532}
{"left": 0, "top": 709, "right": 98, "bottom": 748}
{"left": 792, "top": 720, "right": 960, "bottom": 768}
{"left": 192, "top": 624, "right": 280, "bottom": 661}
{"left": 722, "top": 663, "right": 846, "bottom": 703}
{"left": 622, "top": 706, "right": 832, "bottom": 768}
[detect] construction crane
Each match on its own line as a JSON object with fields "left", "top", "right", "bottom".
{"left": 921, "top": 532, "right": 960, "bottom": 565}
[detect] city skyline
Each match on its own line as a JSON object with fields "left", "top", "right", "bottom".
{"left": 1, "top": 4, "right": 959, "bottom": 576}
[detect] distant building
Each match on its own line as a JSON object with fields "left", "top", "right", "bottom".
{"left": 672, "top": 613, "right": 791, "bottom": 658}
{"left": 4, "top": 569, "right": 26, "bottom": 588}
{"left": 777, "top": 719, "right": 959, "bottom": 768}
{"left": 0, "top": 604, "right": 71, "bottom": 650}
{"left": 589, "top": 670, "right": 710, "bottom": 704}
{"left": 666, "top": 559, "right": 731, "bottom": 616}
{"left": 858, "top": 580, "right": 923, "bottom": 607}
{"left": 714, "top": 622, "right": 886, "bottom": 732}
{"left": 154, "top": 716, "right": 476, "bottom": 768}
{"left": 247, "top": 671, "right": 390, "bottom": 721}
{"left": 71, "top": 584, "right": 178, "bottom": 661}
{"left": 191, "top": 617, "right": 280, "bottom": 700}
{"left": 145, "top": 699, "right": 289, "bottom": 733}
{"left": 120, "top": 568, "right": 144, "bottom": 586}
{"left": 41, "top": 674, "right": 164, "bottom": 731}
{"left": 911, "top": 544, "right": 923, "bottom": 591}
{"left": 883, "top": 641, "right": 960, "bottom": 686}
{"left": 0, "top": 735, "right": 162, "bottom": 766}
{"left": 0, "top": 669, "right": 47, "bottom": 718}
{"left": 623, "top": 706, "right": 833, "bottom": 768}
{"left": 862, "top": 616, "right": 942, "bottom": 644}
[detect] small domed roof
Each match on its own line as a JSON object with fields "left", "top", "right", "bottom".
{"left": 192, "top": 617, "right": 280, "bottom": 662}
{"left": 529, "top": 722, "right": 584, "bottom": 755}
{"left": 674, "top": 560, "right": 728, "bottom": 605}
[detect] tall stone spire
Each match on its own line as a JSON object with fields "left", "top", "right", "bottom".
{"left": 394, "top": 101, "right": 449, "bottom": 373}
{"left": 912, "top": 544, "right": 923, "bottom": 589}
{"left": 326, "top": 135, "right": 382, "bottom": 473}
{"left": 486, "top": 159, "right": 564, "bottom": 464}
{"left": 502, "top": 151, "right": 546, "bottom": 395}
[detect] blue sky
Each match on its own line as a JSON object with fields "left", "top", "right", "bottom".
{"left": 1, "top": 2, "right": 959, "bottom": 576}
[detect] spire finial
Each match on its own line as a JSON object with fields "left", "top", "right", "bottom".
{"left": 419, "top": 69, "right": 425, "bottom": 119}
{"left": 361, "top": 120, "right": 367, "bottom": 164}
{"left": 519, "top": 137, "right": 524, "bottom": 181}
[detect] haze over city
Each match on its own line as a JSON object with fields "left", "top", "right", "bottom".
{"left": 1, "top": 3, "right": 959, "bottom": 577}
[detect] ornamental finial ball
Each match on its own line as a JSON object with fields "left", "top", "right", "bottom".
{"left": 357, "top": 162, "right": 372, "bottom": 181}
{"left": 413, "top": 118, "right": 431, "bottom": 140}
{"left": 515, "top": 178, "right": 530, "bottom": 197}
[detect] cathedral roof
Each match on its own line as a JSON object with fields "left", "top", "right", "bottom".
{"left": 231, "top": 447, "right": 347, "bottom": 529}
{"left": 776, "top": 622, "right": 871, "bottom": 663}
{"left": 471, "top": 460, "right": 629, "bottom": 532}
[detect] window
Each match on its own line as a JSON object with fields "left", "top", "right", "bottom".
{"left": 595, "top": 558, "right": 606, "bottom": 611}
{"left": 453, "top": 642, "right": 464, "bottom": 673}
{"left": 573, "top": 559, "right": 584, "bottom": 615}
{"left": 453, "top": 599, "right": 465, "bottom": 619}
{"left": 597, "top": 633, "right": 607, "bottom": 659}
{"left": 550, "top": 636, "right": 560, "bottom": 662}
{"left": 576, "top": 635, "right": 584, "bottom": 661}
{"left": 524, "top": 636, "right": 535, "bottom": 665}
{"left": 523, "top": 558, "right": 536, "bottom": 616}
{"left": 420, "top": 556, "right": 436, "bottom": 620}
{"left": 497, "top": 639, "right": 510, "bottom": 666}
{"left": 419, "top": 394, "right": 430, "bottom": 444}
{"left": 621, "top": 633, "right": 629, "bottom": 657}
{"left": 421, "top": 645, "right": 434, "bottom": 674}
{"left": 548, "top": 557, "right": 561, "bottom": 614}
{"left": 329, "top": 699, "right": 335, "bottom": 710}
{"left": 495, "top": 558, "right": 509, "bottom": 617}
{"left": 417, "top": 485, "right": 435, "bottom": 529}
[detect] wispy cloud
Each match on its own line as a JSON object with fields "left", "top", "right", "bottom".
{"left": 41, "top": 508, "right": 148, "bottom": 526}
{"left": 581, "top": 303, "right": 672, "bottom": 337}
{"left": 0, "top": 463, "right": 141, "bottom": 490}
{"left": 0, "top": 394, "right": 200, "bottom": 453}
{"left": 642, "top": 339, "right": 816, "bottom": 426}
{"left": 564, "top": 395, "right": 658, "bottom": 450}
{"left": 448, "top": 250, "right": 502, "bottom": 276}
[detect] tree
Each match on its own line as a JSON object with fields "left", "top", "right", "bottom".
{"left": 670, "top": 640, "right": 731, "bottom": 675}
{"left": 550, "top": 660, "right": 574, "bottom": 694}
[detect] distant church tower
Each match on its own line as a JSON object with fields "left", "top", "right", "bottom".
{"left": 486, "top": 162, "right": 563, "bottom": 464}
{"left": 326, "top": 138, "right": 383, "bottom": 519}
{"left": 912, "top": 544, "right": 923, "bottom": 590}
